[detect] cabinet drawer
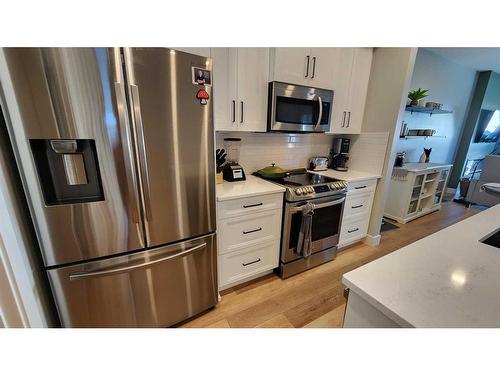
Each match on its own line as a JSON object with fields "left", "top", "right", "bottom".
{"left": 219, "top": 241, "right": 279, "bottom": 288}
{"left": 218, "top": 209, "right": 282, "bottom": 255}
{"left": 347, "top": 179, "right": 377, "bottom": 195}
{"left": 340, "top": 216, "right": 369, "bottom": 245}
{"left": 217, "top": 193, "right": 283, "bottom": 219}
{"left": 343, "top": 192, "right": 374, "bottom": 219}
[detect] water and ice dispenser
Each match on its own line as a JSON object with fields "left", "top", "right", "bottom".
{"left": 30, "top": 139, "right": 104, "bottom": 205}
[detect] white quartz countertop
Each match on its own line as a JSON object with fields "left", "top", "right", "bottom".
{"left": 216, "top": 175, "right": 285, "bottom": 201}
{"left": 312, "top": 169, "right": 381, "bottom": 182}
{"left": 342, "top": 204, "right": 500, "bottom": 327}
{"left": 394, "top": 162, "right": 453, "bottom": 172}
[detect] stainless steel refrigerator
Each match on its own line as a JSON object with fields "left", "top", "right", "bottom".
{"left": 3, "top": 48, "right": 217, "bottom": 327}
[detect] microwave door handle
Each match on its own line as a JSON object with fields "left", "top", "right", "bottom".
{"left": 314, "top": 96, "right": 323, "bottom": 129}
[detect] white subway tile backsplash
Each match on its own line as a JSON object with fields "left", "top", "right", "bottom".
{"left": 215, "top": 131, "right": 389, "bottom": 176}
{"left": 216, "top": 132, "right": 334, "bottom": 173}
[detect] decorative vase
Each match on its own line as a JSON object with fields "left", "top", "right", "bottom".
{"left": 419, "top": 148, "right": 432, "bottom": 163}
{"left": 410, "top": 99, "right": 419, "bottom": 106}
{"left": 418, "top": 99, "right": 426, "bottom": 107}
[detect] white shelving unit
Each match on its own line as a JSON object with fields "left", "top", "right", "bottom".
{"left": 384, "top": 165, "right": 451, "bottom": 224}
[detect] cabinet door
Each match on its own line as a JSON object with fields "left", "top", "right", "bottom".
{"left": 237, "top": 48, "right": 269, "bottom": 132}
{"left": 309, "top": 48, "right": 340, "bottom": 89}
{"left": 271, "top": 48, "right": 311, "bottom": 85}
{"left": 327, "top": 48, "right": 355, "bottom": 134}
{"left": 344, "top": 48, "right": 372, "bottom": 134}
{"left": 212, "top": 48, "right": 238, "bottom": 131}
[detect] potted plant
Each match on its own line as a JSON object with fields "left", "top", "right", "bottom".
{"left": 408, "top": 88, "right": 429, "bottom": 107}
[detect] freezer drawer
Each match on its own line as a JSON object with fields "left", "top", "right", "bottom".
{"left": 47, "top": 234, "right": 217, "bottom": 327}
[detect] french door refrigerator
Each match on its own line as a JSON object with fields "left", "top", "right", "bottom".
{"left": 3, "top": 48, "right": 217, "bottom": 327}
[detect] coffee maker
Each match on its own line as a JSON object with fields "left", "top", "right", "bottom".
{"left": 329, "top": 138, "right": 350, "bottom": 171}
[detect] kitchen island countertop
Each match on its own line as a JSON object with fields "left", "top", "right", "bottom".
{"left": 216, "top": 175, "right": 285, "bottom": 201}
{"left": 342, "top": 204, "right": 500, "bottom": 327}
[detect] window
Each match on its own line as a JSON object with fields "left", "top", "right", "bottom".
{"left": 474, "top": 109, "right": 500, "bottom": 143}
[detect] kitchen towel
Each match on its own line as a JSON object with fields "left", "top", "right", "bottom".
{"left": 296, "top": 202, "right": 314, "bottom": 258}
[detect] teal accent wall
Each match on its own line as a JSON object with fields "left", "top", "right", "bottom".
{"left": 448, "top": 71, "right": 491, "bottom": 188}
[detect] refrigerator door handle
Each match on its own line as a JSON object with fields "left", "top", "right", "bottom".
{"left": 114, "top": 82, "right": 141, "bottom": 226}
{"left": 68, "top": 243, "right": 207, "bottom": 281}
{"left": 129, "top": 84, "right": 153, "bottom": 222}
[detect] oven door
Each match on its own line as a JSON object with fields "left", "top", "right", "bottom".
{"left": 282, "top": 195, "right": 345, "bottom": 263}
{"left": 268, "top": 81, "right": 333, "bottom": 133}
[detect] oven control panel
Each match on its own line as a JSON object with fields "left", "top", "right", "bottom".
{"left": 289, "top": 181, "right": 347, "bottom": 201}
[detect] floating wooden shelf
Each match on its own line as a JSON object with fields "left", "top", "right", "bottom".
{"left": 405, "top": 105, "right": 453, "bottom": 115}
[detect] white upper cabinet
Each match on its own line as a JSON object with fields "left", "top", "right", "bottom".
{"left": 270, "top": 48, "right": 344, "bottom": 88}
{"left": 212, "top": 48, "right": 269, "bottom": 132}
{"left": 212, "top": 48, "right": 238, "bottom": 131}
{"left": 329, "top": 48, "right": 373, "bottom": 135}
{"left": 270, "top": 48, "right": 311, "bottom": 85}
{"left": 270, "top": 48, "right": 372, "bottom": 134}
{"left": 236, "top": 48, "right": 270, "bottom": 131}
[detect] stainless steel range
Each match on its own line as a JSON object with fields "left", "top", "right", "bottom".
{"left": 258, "top": 172, "right": 347, "bottom": 278}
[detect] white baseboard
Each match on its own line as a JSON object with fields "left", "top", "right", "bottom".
{"left": 364, "top": 234, "right": 381, "bottom": 247}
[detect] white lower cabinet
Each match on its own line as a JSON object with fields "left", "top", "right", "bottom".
{"left": 217, "top": 192, "right": 283, "bottom": 290}
{"left": 339, "top": 178, "right": 377, "bottom": 248}
{"left": 218, "top": 241, "right": 280, "bottom": 289}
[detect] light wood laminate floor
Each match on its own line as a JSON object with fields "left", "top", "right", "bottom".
{"left": 181, "top": 202, "right": 482, "bottom": 328}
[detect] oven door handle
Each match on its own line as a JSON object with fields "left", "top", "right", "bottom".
{"left": 289, "top": 197, "right": 345, "bottom": 213}
{"left": 314, "top": 95, "right": 323, "bottom": 129}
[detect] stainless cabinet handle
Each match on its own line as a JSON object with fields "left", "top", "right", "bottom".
{"left": 346, "top": 111, "right": 351, "bottom": 127}
{"left": 347, "top": 228, "right": 359, "bottom": 233}
{"left": 232, "top": 100, "right": 236, "bottom": 123}
{"left": 243, "top": 202, "right": 263, "bottom": 208}
{"left": 352, "top": 204, "right": 363, "bottom": 209}
{"left": 354, "top": 185, "right": 367, "bottom": 190}
{"left": 69, "top": 243, "right": 207, "bottom": 280}
{"left": 242, "top": 258, "right": 261, "bottom": 267}
{"left": 311, "top": 56, "right": 316, "bottom": 79}
{"left": 305, "top": 55, "right": 310, "bottom": 78}
{"left": 130, "top": 84, "right": 152, "bottom": 222}
{"left": 240, "top": 101, "right": 244, "bottom": 124}
{"left": 114, "top": 81, "right": 141, "bottom": 225}
{"left": 242, "top": 227, "right": 262, "bottom": 235}
{"left": 341, "top": 111, "right": 346, "bottom": 127}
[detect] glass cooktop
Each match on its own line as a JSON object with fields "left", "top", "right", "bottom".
{"left": 261, "top": 172, "right": 341, "bottom": 187}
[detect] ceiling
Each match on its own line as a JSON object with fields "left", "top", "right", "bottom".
{"left": 425, "top": 48, "right": 500, "bottom": 73}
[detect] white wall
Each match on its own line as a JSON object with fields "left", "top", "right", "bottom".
{"left": 361, "top": 48, "right": 418, "bottom": 242}
{"left": 395, "top": 48, "right": 476, "bottom": 164}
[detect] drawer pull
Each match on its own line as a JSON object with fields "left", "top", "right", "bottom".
{"left": 354, "top": 185, "right": 367, "bottom": 190}
{"left": 351, "top": 204, "right": 363, "bottom": 209}
{"left": 242, "top": 258, "right": 261, "bottom": 267}
{"left": 243, "top": 202, "right": 263, "bottom": 208}
{"left": 242, "top": 227, "right": 262, "bottom": 235}
{"left": 347, "top": 228, "right": 359, "bottom": 233}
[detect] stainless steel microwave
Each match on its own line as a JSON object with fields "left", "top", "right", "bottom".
{"left": 267, "top": 81, "right": 334, "bottom": 133}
